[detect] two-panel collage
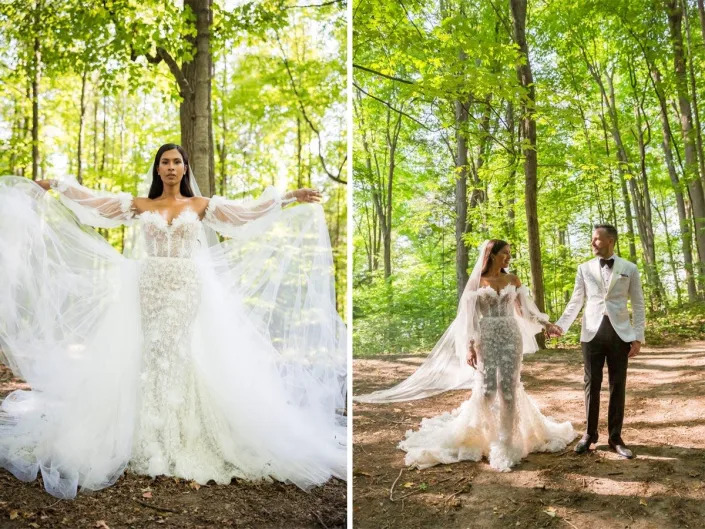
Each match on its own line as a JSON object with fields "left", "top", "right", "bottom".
{"left": 0, "top": 0, "right": 703, "bottom": 527}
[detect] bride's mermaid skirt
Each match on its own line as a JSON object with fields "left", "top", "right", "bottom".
{"left": 130, "top": 257, "right": 229, "bottom": 483}
{"left": 400, "top": 316, "right": 577, "bottom": 472}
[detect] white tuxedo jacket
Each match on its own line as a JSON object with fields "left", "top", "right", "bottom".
{"left": 556, "top": 256, "right": 645, "bottom": 343}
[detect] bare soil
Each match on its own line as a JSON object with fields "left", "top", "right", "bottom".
{"left": 353, "top": 342, "right": 705, "bottom": 529}
{"left": 0, "top": 364, "right": 346, "bottom": 529}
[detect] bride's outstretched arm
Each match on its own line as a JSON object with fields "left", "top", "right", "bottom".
{"left": 202, "top": 186, "right": 321, "bottom": 236}
{"left": 37, "top": 178, "right": 135, "bottom": 228}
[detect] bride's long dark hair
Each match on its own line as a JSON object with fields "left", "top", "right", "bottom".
{"left": 481, "top": 239, "right": 509, "bottom": 275}
{"left": 149, "top": 144, "right": 195, "bottom": 199}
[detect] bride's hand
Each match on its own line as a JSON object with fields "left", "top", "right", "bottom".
{"left": 466, "top": 343, "right": 477, "bottom": 369}
{"left": 36, "top": 179, "right": 51, "bottom": 191}
{"left": 285, "top": 188, "right": 322, "bottom": 203}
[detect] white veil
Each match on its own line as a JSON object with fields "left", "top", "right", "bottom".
{"left": 355, "top": 240, "right": 542, "bottom": 403}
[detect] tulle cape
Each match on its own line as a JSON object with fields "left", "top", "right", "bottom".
{"left": 0, "top": 176, "right": 346, "bottom": 498}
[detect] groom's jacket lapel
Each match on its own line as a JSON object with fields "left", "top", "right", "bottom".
{"left": 606, "top": 256, "right": 624, "bottom": 295}
{"left": 589, "top": 257, "right": 604, "bottom": 294}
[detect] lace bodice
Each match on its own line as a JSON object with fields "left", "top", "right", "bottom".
{"left": 474, "top": 285, "right": 520, "bottom": 318}
{"left": 140, "top": 209, "right": 203, "bottom": 258}
{"left": 464, "top": 284, "right": 549, "bottom": 347}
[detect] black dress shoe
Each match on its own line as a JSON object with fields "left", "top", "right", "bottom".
{"left": 608, "top": 440, "right": 634, "bottom": 459}
{"left": 574, "top": 434, "right": 597, "bottom": 454}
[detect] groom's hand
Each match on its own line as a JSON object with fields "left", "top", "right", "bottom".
{"left": 628, "top": 340, "right": 641, "bottom": 358}
{"left": 545, "top": 324, "right": 563, "bottom": 338}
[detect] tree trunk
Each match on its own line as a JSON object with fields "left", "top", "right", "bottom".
{"left": 179, "top": 0, "right": 214, "bottom": 196}
{"left": 506, "top": 100, "right": 517, "bottom": 239}
{"left": 382, "top": 109, "right": 402, "bottom": 279}
{"left": 668, "top": 0, "right": 705, "bottom": 291}
{"left": 626, "top": 61, "right": 665, "bottom": 308}
{"left": 652, "top": 67, "right": 697, "bottom": 301}
{"left": 510, "top": 0, "right": 546, "bottom": 348}
{"left": 31, "top": 34, "right": 40, "bottom": 181}
{"left": 76, "top": 68, "right": 88, "bottom": 184}
{"left": 683, "top": 0, "right": 705, "bottom": 186}
{"left": 455, "top": 98, "right": 470, "bottom": 300}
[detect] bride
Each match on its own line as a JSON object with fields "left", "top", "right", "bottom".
{"left": 0, "top": 144, "right": 346, "bottom": 499}
{"left": 356, "top": 239, "right": 576, "bottom": 471}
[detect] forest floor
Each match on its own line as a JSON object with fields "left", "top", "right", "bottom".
{"left": 0, "top": 364, "right": 346, "bottom": 529}
{"left": 353, "top": 342, "right": 705, "bottom": 529}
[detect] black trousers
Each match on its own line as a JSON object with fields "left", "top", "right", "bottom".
{"left": 581, "top": 315, "right": 630, "bottom": 443}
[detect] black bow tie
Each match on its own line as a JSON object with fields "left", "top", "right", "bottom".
{"left": 600, "top": 258, "right": 614, "bottom": 269}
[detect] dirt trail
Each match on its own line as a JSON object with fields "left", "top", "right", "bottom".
{"left": 0, "top": 364, "right": 346, "bottom": 529}
{"left": 353, "top": 343, "right": 705, "bottom": 529}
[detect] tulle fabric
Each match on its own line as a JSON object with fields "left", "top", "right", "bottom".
{"left": 0, "top": 176, "right": 346, "bottom": 498}
{"left": 399, "top": 384, "right": 577, "bottom": 472}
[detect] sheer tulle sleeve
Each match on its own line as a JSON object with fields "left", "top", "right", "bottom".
{"left": 515, "top": 285, "right": 550, "bottom": 327}
{"left": 203, "top": 187, "right": 295, "bottom": 238}
{"left": 50, "top": 177, "right": 134, "bottom": 228}
{"left": 514, "top": 285, "right": 548, "bottom": 354}
{"left": 466, "top": 291, "right": 481, "bottom": 346}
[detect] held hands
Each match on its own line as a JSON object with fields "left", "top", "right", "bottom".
{"left": 629, "top": 340, "right": 641, "bottom": 358}
{"left": 466, "top": 343, "right": 477, "bottom": 369}
{"left": 285, "top": 188, "right": 322, "bottom": 203}
{"left": 545, "top": 323, "right": 563, "bottom": 339}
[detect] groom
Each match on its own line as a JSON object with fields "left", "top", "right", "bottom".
{"left": 551, "top": 224, "right": 645, "bottom": 458}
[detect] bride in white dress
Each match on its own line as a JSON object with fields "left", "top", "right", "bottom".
{"left": 356, "top": 239, "right": 576, "bottom": 471}
{"left": 0, "top": 144, "right": 346, "bottom": 499}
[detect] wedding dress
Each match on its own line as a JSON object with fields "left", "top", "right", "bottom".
{"left": 356, "top": 241, "right": 576, "bottom": 472}
{"left": 0, "top": 176, "right": 346, "bottom": 499}
{"left": 399, "top": 284, "right": 576, "bottom": 471}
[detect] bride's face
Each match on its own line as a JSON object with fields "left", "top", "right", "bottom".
{"left": 158, "top": 149, "right": 186, "bottom": 186}
{"left": 495, "top": 245, "right": 511, "bottom": 268}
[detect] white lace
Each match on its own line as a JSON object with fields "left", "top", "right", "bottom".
{"left": 139, "top": 209, "right": 203, "bottom": 258}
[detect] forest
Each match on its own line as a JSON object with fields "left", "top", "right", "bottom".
{"left": 0, "top": 0, "right": 347, "bottom": 311}
{"left": 353, "top": 0, "right": 705, "bottom": 355}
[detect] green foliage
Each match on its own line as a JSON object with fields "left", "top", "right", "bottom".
{"left": 0, "top": 0, "right": 347, "bottom": 311}
{"left": 354, "top": 0, "right": 700, "bottom": 356}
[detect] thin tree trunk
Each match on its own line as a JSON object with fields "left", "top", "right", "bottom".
{"left": 506, "top": 100, "right": 517, "bottom": 239}
{"left": 655, "top": 196, "right": 683, "bottom": 306}
{"left": 31, "top": 32, "right": 40, "bottom": 180}
{"left": 76, "top": 68, "right": 88, "bottom": 184}
{"left": 652, "top": 67, "right": 697, "bottom": 301}
{"left": 683, "top": 0, "right": 705, "bottom": 186}
{"left": 510, "top": 0, "right": 546, "bottom": 348}
{"left": 668, "top": 0, "right": 705, "bottom": 292}
{"left": 627, "top": 60, "right": 665, "bottom": 307}
{"left": 101, "top": 95, "right": 107, "bottom": 174}
{"left": 455, "top": 98, "right": 470, "bottom": 300}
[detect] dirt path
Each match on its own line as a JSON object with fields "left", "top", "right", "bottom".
{"left": 0, "top": 365, "right": 346, "bottom": 529}
{"left": 353, "top": 343, "right": 705, "bottom": 529}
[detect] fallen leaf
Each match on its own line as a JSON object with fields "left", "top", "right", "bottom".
{"left": 402, "top": 482, "right": 414, "bottom": 488}
{"left": 543, "top": 506, "right": 558, "bottom": 518}
{"left": 639, "top": 498, "right": 648, "bottom": 507}
{"left": 9, "top": 511, "right": 19, "bottom": 520}
{"left": 189, "top": 481, "right": 201, "bottom": 491}
{"left": 142, "top": 491, "right": 153, "bottom": 499}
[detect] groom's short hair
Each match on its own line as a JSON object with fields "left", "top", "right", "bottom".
{"left": 594, "top": 223, "right": 618, "bottom": 241}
